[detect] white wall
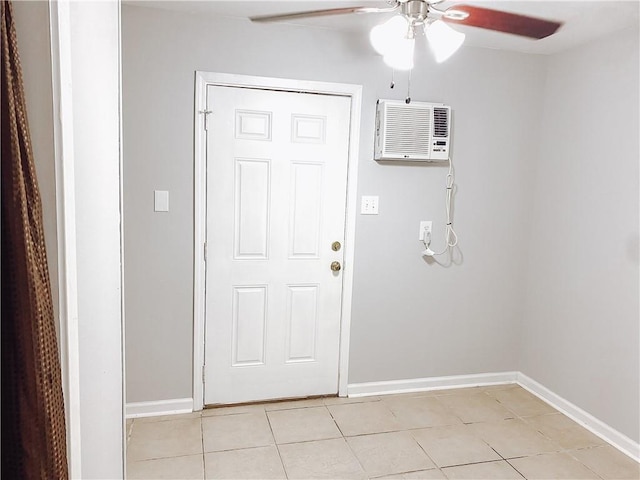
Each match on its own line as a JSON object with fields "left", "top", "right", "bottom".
{"left": 521, "top": 25, "right": 639, "bottom": 443}
{"left": 122, "top": 5, "right": 543, "bottom": 403}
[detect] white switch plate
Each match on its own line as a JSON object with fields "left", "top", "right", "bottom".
{"left": 154, "top": 190, "right": 169, "bottom": 212}
{"left": 419, "top": 221, "right": 432, "bottom": 241}
{"left": 361, "top": 196, "right": 379, "bottom": 215}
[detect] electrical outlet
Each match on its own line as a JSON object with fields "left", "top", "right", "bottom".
{"left": 419, "top": 221, "right": 432, "bottom": 241}
{"left": 361, "top": 196, "right": 379, "bottom": 215}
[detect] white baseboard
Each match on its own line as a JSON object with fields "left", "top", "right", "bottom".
{"left": 126, "top": 398, "right": 193, "bottom": 419}
{"left": 517, "top": 373, "right": 640, "bottom": 463}
{"left": 347, "top": 371, "right": 519, "bottom": 397}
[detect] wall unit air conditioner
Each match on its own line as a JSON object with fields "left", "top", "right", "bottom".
{"left": 374, "top": 99, "right": 451, "bottom": 162}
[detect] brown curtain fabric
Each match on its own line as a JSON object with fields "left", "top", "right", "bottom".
{"left": 1, "top": 1, "right": 69, "bottom": 478}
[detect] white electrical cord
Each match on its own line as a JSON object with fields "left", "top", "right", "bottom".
{"left": 422, "top": 158, "right": 458, "bottom": 256}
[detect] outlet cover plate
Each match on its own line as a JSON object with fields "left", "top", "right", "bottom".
{"left": 361, "top": 196, "right": 379, "bottom": 215}
{"left": 419, "top": 221, "right": 432, "bottom": 241}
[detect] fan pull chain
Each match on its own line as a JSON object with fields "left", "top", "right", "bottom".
{"left": 405, "top": 66, "right": 412, "bottom": 104}
{"left": 390, "top": 69, "right": 395, "bottom": 89}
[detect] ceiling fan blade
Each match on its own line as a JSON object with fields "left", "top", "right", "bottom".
{"left": 442, "top": 5, "right": 562, "bottom": 39}
{"left": 250, "top": 5, "right": 398, "bottom": 23}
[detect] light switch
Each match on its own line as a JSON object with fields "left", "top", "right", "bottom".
{"left": 361, "top": 196, "right": 379, "bottom": 215}
{"left": 154, "top": 190, "right": 169, "bottom": 212}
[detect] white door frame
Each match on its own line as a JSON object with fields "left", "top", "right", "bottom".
{"left": 49, "top": 2, "right": 82, "bottom": 474}
{"left": 193, "top": 72, "right": 362, "bottom": 411}
{"left": 48, "top": 1, "right": 124, "bottom": 476}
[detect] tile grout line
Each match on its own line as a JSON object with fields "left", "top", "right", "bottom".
{"left": 325, "top": 404, "right": 370, "bottom": 478}
{"left": 265, "top": 408, "right": 290, "bottom": 480}
{"left": 430, "top": 391, "right": 470, "bottom": 426}
{"left": 336, "top": 400, "right": 447, "bottom": 478}
{"left": 341, "top": 427, "right": 370, "bottom": 479}
{"left": 506, "top": 401, "right": 610, "bottom": 478}
{"left": 442, "top": 457, "right": 526, "bottom": 469}
{"left": 409, "top": 431, "right": 443, "bottom": 474}
{"left": 199, "top": 412, "right": 206, "bottom": 480}
{"left": 554, "top": 448, "right": 608, "bottom": 480}
{"left": 325, "top": 403, "right": 348, "bottom": 439}
{"left": 504, "top": 453, "right": 607, "bottom": 480}
{"left": 503, "top": 455, "right": 527, "bottom": 479}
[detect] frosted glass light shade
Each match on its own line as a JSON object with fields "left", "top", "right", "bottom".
{"left": 426, "top": 20, "right": 465, "bottom": 63}
{"left": 383, "top": 37, "right": 415, "bottom": 70}
{"left": 370, "top": 16, "right": 409, "bottom": 56}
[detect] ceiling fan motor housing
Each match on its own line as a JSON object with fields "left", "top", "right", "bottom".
{"left": 401, "top": 0, "right": 431, "bottom": 24}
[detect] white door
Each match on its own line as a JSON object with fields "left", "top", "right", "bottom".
{"left": 204, "top": 85, "right": 352, "bottom": 405}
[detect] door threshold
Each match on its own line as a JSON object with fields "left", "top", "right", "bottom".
{"left": 204, "top": 394, "right": 339, "bottom": 410}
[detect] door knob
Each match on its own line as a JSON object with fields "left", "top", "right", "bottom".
{"left": 330, "top": 261, "right": 342, "bottom": 272}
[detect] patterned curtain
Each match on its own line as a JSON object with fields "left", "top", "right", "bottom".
{"left": 1, "top": 1, "right": 69, "bottom": 478}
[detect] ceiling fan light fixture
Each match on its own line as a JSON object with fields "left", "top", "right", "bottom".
{"left": 426, "top": 20, "right": 465, "bottom": 63}
{"left": 370, "top": 15, "right": 410, "bottom": 56}
{"left": 383, "top": 36, "right": 415, "bottom": 71}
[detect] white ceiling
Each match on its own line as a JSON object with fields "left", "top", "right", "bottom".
{"left": 127, "top": 0, "right": 640, "bottom": 54}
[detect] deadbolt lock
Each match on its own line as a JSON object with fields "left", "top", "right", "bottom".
{"left": 331, "top": 241, "right": 342, "bottom": 252}
{"left": 330, "top": 261, "right": 342, "bottom": 272}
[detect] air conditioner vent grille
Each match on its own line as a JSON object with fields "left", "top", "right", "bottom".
{"left": 384, "top": 104, "right": 431, "bottom": 157}
{"left": 433, "top": 107, "right": 449, "bottom": 137}
{"left": 374, "top": 100, "right": 451, "bottom": 162}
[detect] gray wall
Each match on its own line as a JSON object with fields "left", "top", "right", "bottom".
{"left": 122, "top": 4, "right": 542, "bottom": 402}
{"left": 122, "top": 2, "right": 639, "bottom": 444}
{"left": 521, "top": 25, "right": 640, "bottom": 443}
{"left": 12, "top": 0, "right": 59, "bottom": 326}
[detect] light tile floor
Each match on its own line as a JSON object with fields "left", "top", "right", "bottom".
{"left": 126, "top": 384, "right": 639, "bottom": 479}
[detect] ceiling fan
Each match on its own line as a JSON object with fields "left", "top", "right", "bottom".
{"left": 251, "top": 1, "right": 563, "bottom": 68}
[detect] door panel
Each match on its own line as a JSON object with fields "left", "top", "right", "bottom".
{"left": 234, "top": 158, "right": 270, "bottom": 259}
{"left": 204, "top": 86, "right": 351, "bottom": 405}
{"left": 231, "top": 286, "right": 267, "bottom": 366}
{"left": 286, "top": 284, "right": 319, "bottom": 363}
{"left": 289, "top": 162, "right": 323, "bottom": 258}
